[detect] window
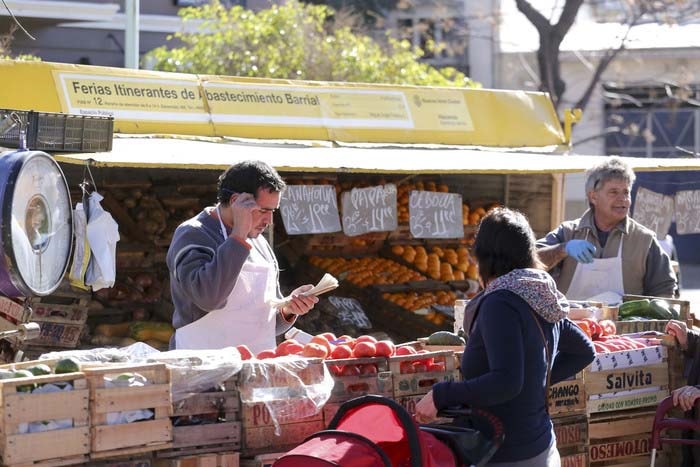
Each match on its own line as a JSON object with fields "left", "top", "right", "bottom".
{"left": 604, "top": 84, "right": 700, "bottom": 158}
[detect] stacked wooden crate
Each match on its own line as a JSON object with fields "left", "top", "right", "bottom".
{"left": 390, "top": 350, "right": 457, "bottom": 417}
{"left": 237, "top": 358, "right": 326, "bottom": 458}
{"left": 585, "top": 345, "right": 669, "bottom": 466}
{"left": 85, "top": 362, "right": 173, "bottom": 460}
{"left": 550, "top": 371, "right": 588, "bottom": 466}
{"left": 0, "top": 361, "right": 90, "bottom": 466}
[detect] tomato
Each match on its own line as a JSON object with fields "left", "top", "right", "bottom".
{"left": 352, "top": 341, "right": 377, "bottom": 358}
{"left": 236, "top": 345, "right": 253, "bottom": 360}
{"left": 415, "top": 350, "right": 434, "bottom": 366}
{"left": 321, "top": 332, "right": 337, "bottom": 342}
{"left": 374, "top": 340, "right": 395, "bottom": 357}
{"left": 395, "top": 346, "right": 417, "bottom": 356}
{"left": 412, "top": 362, "right": 428, "bottom": 373}
{"left": 330, "top": 344, "right": 353, "bottom": 360}
{"left": 337, "top": 335, "right": 356, "bottom": 348}
{"left": 573, "top": 320, "right": 593, "bottom": 339}
{"left": 276, "top": 339, "right": 300, "bottom": 356}
{"left": 285, "top": 342, "right": 304, "bottom": 355}
{"left": 428, "top": 362, "right": 446, "bottom": 372}
{"left": 256, "top": 349, "right": 277, "bottom": 360}
{"left": 581, "top": 318, "right": 602, "bottom": 339}
{"left": 302, "top": 342, "right": 329, "bottom": 359}
{"left": 360, "top": 364, "right": 378, "bottom": 375}
{"left": 328, "top": 364, "right": 344, "bottom": 376}
{"left": 340, "top": 364, "right": 362, "bottom": 377}
{"left": 355, "top": 335, "right": 378, "bottom": 344}
{"left": 599, "top": 320, "right": 617, "bottom": 337}
{"left": 310, "top": 335, "right": 333, "bottom": 355}
{"left": 400, "top": 361, "right": 416, "bottom": 374}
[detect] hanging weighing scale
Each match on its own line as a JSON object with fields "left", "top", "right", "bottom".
{"left": 0, "top": 149, "right": 73, "bottom": 298}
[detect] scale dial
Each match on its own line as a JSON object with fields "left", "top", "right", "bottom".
{"left": 0, "top": 151, "right": 73, "bottom": 297}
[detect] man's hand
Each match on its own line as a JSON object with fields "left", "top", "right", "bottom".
{"left": 665, "top": 319, "right": 689, "bottom": 350}
{"left": 284, "top": 284, "right": 319, "bottom": 317}
{"left": 565, "top": 240, "right": 596, "bottom": 263}
{"left": 672, "top": 385, "right": 700, "bottom": 411}
{"left": 229, "top": 193, "right": 257, "bottom": 239}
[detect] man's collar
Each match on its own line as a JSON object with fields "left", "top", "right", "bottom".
{"left": 579, "top": 209, "right": 629, "bottom": 234}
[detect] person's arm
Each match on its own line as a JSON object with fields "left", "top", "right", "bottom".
{"left": 171, "top": 231, "right": 250, "bottom": 311}
{"left": 643, "top": 239, "right": 677, "bottom": 298}
{"left": 432, "top": 295, "right": 525, "bottom": 408}
{"left": 537, "top": 225, "right": 570, "bottom": 271}
{"left": 550, "top": 318, "right": 596, "bottom": 384}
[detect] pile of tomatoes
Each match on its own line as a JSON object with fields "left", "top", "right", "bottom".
{"left": 572, "top": 318, "right": 649, "bottom": 353}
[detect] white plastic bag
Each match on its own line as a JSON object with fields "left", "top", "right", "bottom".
{"left": 85, "top": 192, "right": 120, "bottom": 291}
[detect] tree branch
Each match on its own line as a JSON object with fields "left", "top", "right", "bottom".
{"left": 515, "top": 0, "right": 551, "bottom": 31}
{"left": 552, "top": 0, "right": 584, "bottom": 41}
{"left": 574, "top": 13, "right": 641, "bottom": 112}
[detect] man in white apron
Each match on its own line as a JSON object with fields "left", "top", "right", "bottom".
{"left": 536, "top": 157, "right": 676, "bottom": 303}
{"left": 166, "top": 161, "right": 318, "bottom": 354}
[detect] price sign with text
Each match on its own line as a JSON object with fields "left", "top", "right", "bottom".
{"left": 675, "top": 189, "right": 700, "bottom": 234}
{"left": 280, "top": 185, "right": 341, "bottom": 234}
{"left": 328, "top": 296, "right": 372, "bottom": 329}
{"left": 341, "top": 184, "right": 397, "bottom": 236}
{"left": 633, "top": 187, "right": 673, "bottom": 238}
{"left": 409, "top": 191, "right": 464, "bottom": 239}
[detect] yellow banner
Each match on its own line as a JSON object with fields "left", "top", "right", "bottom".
{"left": 0, "top": 60, "right": 565, "bottom": 147}
{"left": 54, "top": 71, "right": 208, "bottom": 122}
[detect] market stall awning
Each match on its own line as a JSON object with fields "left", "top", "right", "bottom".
{"left": 0, "top": 60, "right": 566, "bottom": 148}
{"left": 51, "top": 135, "right": 700, "bottom": 174}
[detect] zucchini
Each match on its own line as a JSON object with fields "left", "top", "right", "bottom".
{"left": 650, "top": 299, "right": 677, "bottom": 320}
{"left": 618, "top": 299, "right": 651, "bottom": 319}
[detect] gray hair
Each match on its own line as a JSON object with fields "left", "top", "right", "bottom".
{"left": 585, "top": 157, "right": 635, "bottom": 205}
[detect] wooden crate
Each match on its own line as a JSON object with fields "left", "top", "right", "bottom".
{"left": 84, "top": 363, "right": 173, "bottom": 459}
{"left": 586, "top": 346, "right": 669, "bottom": 414}
{"left": 389, "top": 350, "right": 457, "bottom": 397}
{"left": 241, "top": 419, "right": 324, "bottom": 455}
{"left": 560, "top": 451, "right": 588, "bottom": 467}
{"left": 91, "top": 455, "right": 154, "bottom": 467}
{"left": 158, "top": 377, "right": 241, "bottom": 458}
{"left": 552, "top": 414, "right": 588, "bottom": 455}
{"left": 588, "top": 408, "right": 655, "bottom": 465}
{"left": 549, "top": 372, "right": 586, "bottom": 418}
{"left": 154, "top": 451, "right": 239, "bottom": 467}
{"left": 0, "top": 370, "right": 90, "bottom": 466}
{"left": 615, "top": 294, "right": 691, "bottom": 335}
{"left": 325, "top": 356, "right": 392, "bottom": 402}
{"left": 239, "top": 452, "right": 285, "bottom": 467}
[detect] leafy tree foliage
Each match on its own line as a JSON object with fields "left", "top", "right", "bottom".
{"left": 145, "top": 0, "right": 475, "bottom": 87}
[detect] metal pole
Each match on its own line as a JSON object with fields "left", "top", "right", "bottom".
{"left": 125, "top": 0, "right": 140, "bottom": 69}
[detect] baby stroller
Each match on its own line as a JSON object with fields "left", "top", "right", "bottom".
{"left": 650, "top": 395, "right": 700, "bottom": 466}
{"left": 273, "top": 395, "right": 504, "bottom": 467}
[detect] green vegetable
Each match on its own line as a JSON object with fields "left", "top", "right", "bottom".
{"left": 54, "top": 358, "right": 81, "bottom": 374}
{"left": 26, "top": 364, "right": 52, "bottom": 376}
{"left": 12, "top": 369, "right": 35, "bottom": 392}
{"left": 427, "top": 331, "right": 465, "bottom": 346}
{"left": 0, "top": 369, "right": 16, "bottom": 380}
{"left": 649, "top": 299, "right": 674, "bottom": 320}
{"left": 618, "top": 299, "right": 651, "bottom": 319}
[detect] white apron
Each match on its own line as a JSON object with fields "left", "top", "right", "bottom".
{"left": 566, "top": 237, "right": 624, "bottom": 302}
{"left": 175, "top": 208, "right": 278, "bottom": 353}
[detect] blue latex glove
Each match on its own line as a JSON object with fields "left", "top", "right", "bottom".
{"left": 565, "top": 239, "right": 596, "bottom": 263}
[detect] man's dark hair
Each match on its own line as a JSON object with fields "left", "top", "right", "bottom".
{"left": 474, "top": 207, "right": 543, "bottom": 283}
{"left": 217, "top": 160, "right": 286, "bottom": 205}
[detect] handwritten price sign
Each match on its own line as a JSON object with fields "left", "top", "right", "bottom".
{"left": 280, "top": 185, "right": 342, "bottom": 234}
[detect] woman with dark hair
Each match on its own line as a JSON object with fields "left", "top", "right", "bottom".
{"left": 415, "top": 208, "right": 595, "bottom": 466}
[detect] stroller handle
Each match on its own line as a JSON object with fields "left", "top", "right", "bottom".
{"left": 438, "top": 407, "right": 505, "bottom": 440}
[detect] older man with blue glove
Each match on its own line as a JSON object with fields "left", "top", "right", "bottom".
{"left": 537, "top": 157, "right": 677, "bottom": 302}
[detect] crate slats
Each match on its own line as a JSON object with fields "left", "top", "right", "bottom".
{"left": 0, "top": 369, "right": 89, "bottom": 466}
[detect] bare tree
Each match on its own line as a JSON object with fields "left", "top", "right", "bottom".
{"left": 515, "top": 0, "right": 697, "bottom": 113}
